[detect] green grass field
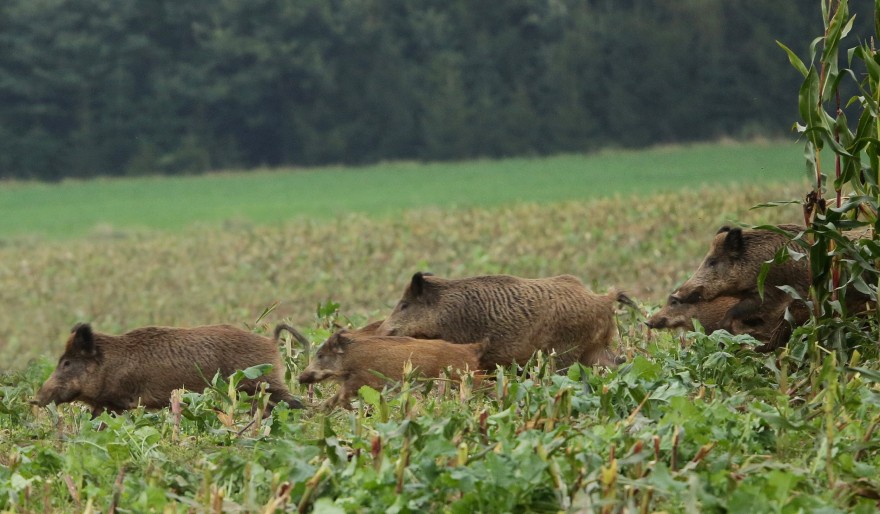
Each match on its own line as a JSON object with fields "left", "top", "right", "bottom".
{"left": 3, "top": 142, "right": 878, "bottom": 513}
{"left": 0, "top": 140, "right": 807, "bottom": 240}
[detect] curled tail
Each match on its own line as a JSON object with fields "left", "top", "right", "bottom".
{"left": 273, "top": 323, "right": 311, "bottom": 358}
{"left": 608, "top": 288, "right": 639, "bottom": 312}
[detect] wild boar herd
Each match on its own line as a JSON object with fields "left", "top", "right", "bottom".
{"left": 34, "top": 223, "right": 866, "bottom": 416}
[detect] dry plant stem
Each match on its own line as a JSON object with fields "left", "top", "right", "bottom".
{"left": 855, "top": 413, "right": 880, "bottom": 461}
{"left": 395, "top": 436, "right": 411, "bottom": 494}
{"left": 691, "top": 442, "right": 716, "bottom": 465}
{"left": 108, "top": 467, "right": 126, "bottom": 514}
{"left": 639, "top": 488, "right": 654, "bottom": 514}
{"left": 671, "top": 427, "right": 681, "bottom": 471}
{"left": 625, "top": 394, "right": 650, "bottom": 427}
{"left": 63, "top": 474, "right": 81, "bottom": 509}
{"left": 298, "top": 461, "right": 331, "bottom": 514}
{"left": 262, "top": 482, "right": 292, "bottom": 514}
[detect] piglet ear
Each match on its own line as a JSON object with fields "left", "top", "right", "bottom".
{"left": 325, "top": 331, "right": 352, "bottom": 354}
{"left": 332, "top": 333, "right": 354, "bottom": 354}
{"left": 722, "top": 228, "right": 745, "bottom": 258}
{"left": 71, "top": 323, "right": 96, "bottom": 355}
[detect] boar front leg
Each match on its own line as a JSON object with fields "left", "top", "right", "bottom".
{"left": 322, "top": 386, "right": 354, "bottom": 412}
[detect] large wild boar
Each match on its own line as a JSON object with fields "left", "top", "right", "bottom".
{"left": 298, "top": 329, "right": 484, "bottom": 410}
{"left": 672, "top": 224, "right": 809, "bottom": 305}
{"left": 34, "top": 323, "right": 302, "bottom": 416}
{"left": 377, "top": 272, "right": 636, "bottom": 369}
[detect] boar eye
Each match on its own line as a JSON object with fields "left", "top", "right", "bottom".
{"left": 707, "top": 258, "right": 718, "bottom": 268}
{"left": 398, "top": 301, "right": 409, "bottom": 311}
{"left": 62, "top": 360, "right": 70, "bottom": 368}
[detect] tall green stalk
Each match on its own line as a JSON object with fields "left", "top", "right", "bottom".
{"left": 776, "top": 0, "right": 880, "bottom": 358}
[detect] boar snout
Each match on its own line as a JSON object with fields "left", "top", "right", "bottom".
{"left": 34, "top": 377, "right": 78, "bottom": 407}
{"left": 298, "top": 369, "right": 339, "bottom": 384}
{"left": 645, "top": 313, "right": 669, "bottom": 330}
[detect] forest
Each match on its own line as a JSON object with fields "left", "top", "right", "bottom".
{"left": 1, "top": 0, "right": 873, "bottom": 181}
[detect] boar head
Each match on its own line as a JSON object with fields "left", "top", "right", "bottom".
{"left": 673, "top": 226, "right": 750, "bottom": 303}
{"left": 377, "top": 272, "right": 441, "bottom": 338}
{"left": 35, "top": 323, "right": 101, "bottom": 407}
{"left": 645, "top": 295, "right": 694, "bottom": 330}
{"left": 297, "top": 331, "right": 351, "bottom": 384}
{"left": 674, "top": 225, "right": 806, "bottom": 304}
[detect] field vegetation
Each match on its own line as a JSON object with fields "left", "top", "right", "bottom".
{"left": 0, "top": 166, "right": 805, "bottom": 369}
{"left": 4, "top": 0, "right": 880, "bottom": 503}
{"left": 0, "top": 140, "right": 803, "bottom": 240}
{"left": 7, "top": 165, "right": 877, "bottom": 511}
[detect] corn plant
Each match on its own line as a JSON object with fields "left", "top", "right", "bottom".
{"left": 772, "top": 0, "right": 880, "bottom": 361}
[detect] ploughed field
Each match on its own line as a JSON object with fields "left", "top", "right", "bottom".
{"left": 2, "top": 144, "right": 880, "bottom": 512}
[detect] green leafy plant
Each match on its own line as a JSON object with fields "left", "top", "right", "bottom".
{"left": 772, "top": 0, "right": 880, "bottom": 360}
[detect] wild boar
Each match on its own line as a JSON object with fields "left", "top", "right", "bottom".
{"left": 646, "top": 294, "right": 781, "bottom": 342}
{"left": 672, "top": 224, "right": 809, "bottom": 306}
{"left": 298, "top": 329, "right": 484, "bottom": 410}
{"left": 647, "top": 295, "right": 744, "bottom": 333}
{"left": 376, "top": 272, "right": 636, "bottom": 369}
{"left": 34, "top": 323, "right": 302, "bottom": 417}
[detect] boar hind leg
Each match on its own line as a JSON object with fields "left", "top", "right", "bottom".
{"left": 578, "top": 345, "right": 622, "bottom": 367}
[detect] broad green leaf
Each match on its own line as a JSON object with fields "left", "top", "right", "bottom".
{"left": 358, "top": 385, "right": 381, "bottom": 409}
{"left": 777, "top": 41, "right": 809, "bottom": 78}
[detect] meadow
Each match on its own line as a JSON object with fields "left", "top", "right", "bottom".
{"left": 2, "top": 142, "right": 879, "bottom": 512}
{"left": 0, "top": 140, "right": 804, "bottom": 240}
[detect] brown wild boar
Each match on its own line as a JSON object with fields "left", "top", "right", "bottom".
{"left": 672, "top": 224, "right": 809, "bottom": 305}
{"left": 34, "top": 323, "right": 302, "bottom": 416}
{"left": 647, "top": 295, "right": 745, "bottom": 333}
{"left": 377, "top": 272, "right": 636, "bottom": 369}
{"left": 298, "top": 329, "right": 484, "bottom": 410}
{"left": 669, "top": 224, "right": 811, "bottom": 350}
{"left": 646, "top": 294, "right": 780, "bottom": 341}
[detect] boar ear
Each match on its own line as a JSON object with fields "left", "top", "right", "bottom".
{"left": 722, "top": 228, "right": 745, "bottom": 257}
{"left": 410, "top": 272, "right": 429, "bottom": 297}
{"left": 331, "top": 332, "right": 354, "bottom": 354}
{"left": 71, "top": 323, "right": 97, "bottom": 355}
{"left": 716, "top": 226, "right": 732, "bottom": 234}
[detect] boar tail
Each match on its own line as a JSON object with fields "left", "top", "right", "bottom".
{"left": 609, "top": 288, "right": 639, "bottom": 312}
{"left": 273, "top": 323, "right": 311, "bottom": 358}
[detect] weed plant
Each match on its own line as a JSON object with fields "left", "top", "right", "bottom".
{"left": 2, "top": 315, "right": 879, "bottom": 512}
{"left": 0, "top": 184, "right": 802, "bottom": 369}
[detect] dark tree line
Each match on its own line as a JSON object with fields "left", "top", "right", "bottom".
{"left": 0, "top": 0, "right": 873, "bottom": 180}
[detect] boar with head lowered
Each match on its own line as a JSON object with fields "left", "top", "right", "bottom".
{"left": 298, "top": 328, "right": 484, "bottom": 410}
{"left": 34, "top": 323, "right": 302, "bottom": 417}
{"left": 646, "top": 294, "right": 785, "bottom": 340}
{"left": 672, "top": 224, "right": 809, "bottom": 306}
{"left": 647, "top": 293, "right": 811, "bottom": 351}
{"left": 377, "top": 272, "right": 636, "bottom": 369}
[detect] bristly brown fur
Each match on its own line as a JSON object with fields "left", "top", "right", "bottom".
{"left": 36, "top": 323, "right": 302, "bottom": 416}
{"left": 298, "top": 330, "right": 484, "bottom": 410}
{"left": 377, "top": 273, "right": 630, "bottom": 369}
